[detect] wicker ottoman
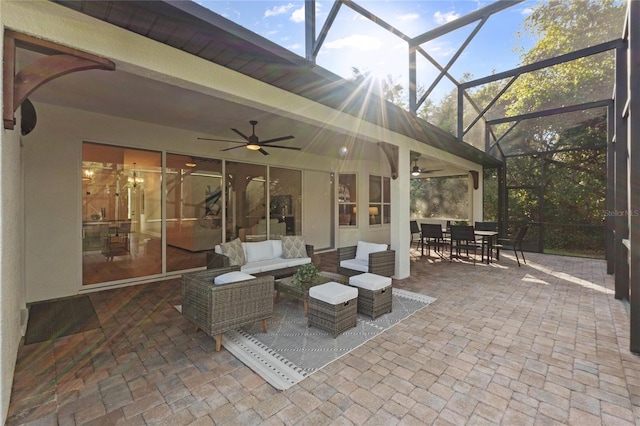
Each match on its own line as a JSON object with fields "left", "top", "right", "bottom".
{"left": 348, "top": 273, "right": 393, "bottom": 319}
{"left": 308, "top": 282, "right": 358, "bottom": 337}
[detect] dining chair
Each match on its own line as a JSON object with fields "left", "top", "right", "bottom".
{"left": 496, "top": 225, "right": 529, "bottom": 266}
{"left": 420, "top": 223, "right": 448, "bottom": 259}
{"left": 449, "top": 225, "right": 481, "bottom": 265}
{"left": 410, "top": 220, "right": 421, "bottom": 250}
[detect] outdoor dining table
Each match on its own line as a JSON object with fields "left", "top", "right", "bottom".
{"left": 474, "top": 230, "right": 499, "bottom": 264}
{"left": 441, "top": 228, "right": 498, "bottom": 265}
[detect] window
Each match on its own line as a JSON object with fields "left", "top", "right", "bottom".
{"left": 338, "top": 173, "right": 357, "bottom": 226}
{"left": 369, "top": 175, "right": 390, "bottom": 225}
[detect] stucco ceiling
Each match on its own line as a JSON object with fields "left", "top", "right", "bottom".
{"left": 17, "top": 47, "right": 458, "bottom": 174}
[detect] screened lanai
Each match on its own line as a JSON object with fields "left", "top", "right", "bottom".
{"left": 204, "top": 0, "right": 638, "bottom": 352}
{"left": 2, "top": 1, "right": 640, "bottom": 424}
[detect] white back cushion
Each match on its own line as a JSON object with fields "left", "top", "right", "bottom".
{"left": 245, "top": 240, "right": 274, "bottom": 262}
{"left": 355, "top": 241, "right": 388, "bottom": 261}
{"left": 271, "top": 240, "right": 283, "bottom": 258}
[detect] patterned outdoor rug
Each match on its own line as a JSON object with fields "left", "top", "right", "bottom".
{"left": 220, "top": 288, "right": 436, "bottom": 390}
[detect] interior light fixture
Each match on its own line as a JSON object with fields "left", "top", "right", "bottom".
{"left": 411, "top": 160, "right": 421, "bottom": 176}
{"left": 128, "top": 162, "right": 143, "bottom": 188}
{"left": 246, "top": 144, "right": 261, "bottom": 151}
{"left": 185, "top": 162, "right": 197, "bottom": 167}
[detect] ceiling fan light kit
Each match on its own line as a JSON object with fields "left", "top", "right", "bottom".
{"left": 198, "top": 120, "right": 299, "bottom": 156}
{"left": 410, "top": 158, "right": 443, "bottom": 176}
{"left": 411, "top": 160, "right": 421, "bottom": 176}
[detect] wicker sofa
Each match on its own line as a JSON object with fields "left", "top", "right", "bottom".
{"left": 182, "top": 266, "right": 274, "bottom": 351}
{"left": 206, "top": 239, "right": 314, "bottom": 280}
{"left": 337, "top": 241, "right": 396, "bottom": 277}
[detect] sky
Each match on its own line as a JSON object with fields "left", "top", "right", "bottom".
{"left": 196, "top": 1, "right": 539, "bottom": 104}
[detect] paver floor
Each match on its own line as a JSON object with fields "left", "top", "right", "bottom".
{"left": 6, "top": 250, "right": 640, "bottom": 425}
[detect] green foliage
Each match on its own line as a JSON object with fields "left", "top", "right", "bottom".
{"left": 505, "top": 0, "right": 624, "bottom": 115}
{"left": 293, "top": 263, "right": 319, "bottom": 285}
{"left": 410, "top": 176, "right": 469, "bottom": 219}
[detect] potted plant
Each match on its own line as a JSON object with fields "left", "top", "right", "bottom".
{"left": 293, "top": 263, "right": 319, "bottom": 286}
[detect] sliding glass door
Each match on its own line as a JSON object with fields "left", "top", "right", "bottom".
{"left": 82, "top": 143, "right": 162, "bottom": 285}
{"left": 166, "top": 154, "right": 223, "bottom": 272}
{"left": 83, "top": 145, "right": 307, "bottom": 285}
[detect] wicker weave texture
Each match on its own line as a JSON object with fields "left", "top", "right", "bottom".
{"left": 353, "top": 286, "right": 393, "bottom": 319}
{"left": 182, "top": 266, "right": 274, "bottom": 337}
{"left": 337, "top": 245, "right": 396, "bottom": 277}
{"left": 307, "top": 296, "right": 357, "bottom": 337}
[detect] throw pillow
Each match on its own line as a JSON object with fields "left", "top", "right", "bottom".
{"left": 214, "top": 271, "right": 255, "bottom": 285}
{"left": 219, "top": 238, "right": 246, "bottom": 266}
{"left": 281, "top": 236, "right": 308, "bottom": 259}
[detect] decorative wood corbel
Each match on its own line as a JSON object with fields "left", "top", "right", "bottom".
{"left": 378, "top": 142, "right": 399, "bottom": 180}
{"left": 469, "top": 170, "right": 479, "bottom": 189}
{"left": 3, "top": 30, "right": 116, "bottom": 130}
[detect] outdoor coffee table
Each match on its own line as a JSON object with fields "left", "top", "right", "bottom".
{"left": 275, "top": 271, "right": 347, "bottom": 316}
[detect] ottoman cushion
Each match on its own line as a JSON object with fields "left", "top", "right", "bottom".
{"left": 349, "top": 273, "right": 392, "bottom": 291}
{"left": 214, "top": 271, "right": 256, "bottom": 285}
{"left": 309, "top": 282, "right": 358, "bottom": 305}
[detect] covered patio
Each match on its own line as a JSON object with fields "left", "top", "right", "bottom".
{"left": 7, "top": 251, "right": 636, "bottom": 424}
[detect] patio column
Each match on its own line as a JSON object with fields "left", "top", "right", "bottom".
{"left": 391, "top": 147, "right": 410, "bottom": 279}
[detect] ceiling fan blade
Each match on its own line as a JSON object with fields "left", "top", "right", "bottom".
{"left": 231, "top": 128, "right": 250, "bottom": 141}
{"left": 263, "top": 145, "right": 301, "bottom": 151}
{"left": 260, "top": 135, "right": 294, "bottom": 144}
{"left": 259, "top": 148, "right": 269, "bottom": 156}
{"left": 220, "top": 145, "right": 246, "bottom": 152}
{"left": 198, "top": 137, "right": 246, "bottom": 144}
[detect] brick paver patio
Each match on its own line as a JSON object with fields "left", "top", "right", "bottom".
{"left": 6, "top": 250, "right": 640, "bottom": 425}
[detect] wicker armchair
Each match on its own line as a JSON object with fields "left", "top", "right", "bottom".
{"left": 182, "top": 266, "right": 274, "bottom": 351}
{"left": 337, "top": 244, "right": 396, "bottom": 277}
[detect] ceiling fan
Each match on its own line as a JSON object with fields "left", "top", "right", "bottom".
{"left": 411, "top": 159, "right": 442, "bottom": 176}
{"left": 198, "top": 120, "right": 299, "bottom": 156}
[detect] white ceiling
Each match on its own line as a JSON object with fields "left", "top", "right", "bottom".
{"left": 18, "top": 48, "right": 461, "bottom": 175}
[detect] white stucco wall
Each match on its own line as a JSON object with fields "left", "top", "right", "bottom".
{"left": 0, "top": 11, "right": 27, "bottom": 423}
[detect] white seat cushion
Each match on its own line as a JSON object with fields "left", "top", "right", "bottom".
{"left": 340, "top": 259, "right": 369, "bottom": 273}
{"left": 213, "top": 271, "right": 255, "bottom": 285}
{"left": 285, "top": 257, "right": 311, "bottom": 268}
{"left": 309, "top": 282, "right": 358, "bottom": 305}
{"left": 349, "top": 273, "right": 392, "bottom": 291}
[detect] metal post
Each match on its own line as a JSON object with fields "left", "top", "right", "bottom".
{"left": 606, "top": 103, "right": 615, "bottom": 275}
{"left": 304, "top": 0, "right": 315, "bottom": 62}
{"left": 615, "top": 46, "right": 629, "bottom": 298}
{"left": 628, "top": 0, "right": 640, "bottom": 353}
